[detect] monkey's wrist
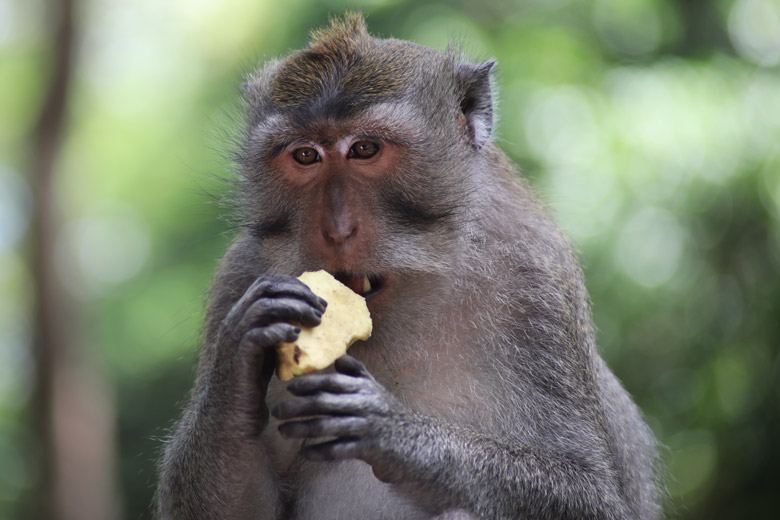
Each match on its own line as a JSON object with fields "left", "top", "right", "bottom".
{"left": 366, "top": 410, "right": 441, "bottom": 482}
{"left": 196, "top": 365, "right": 274, "bottom": 438}
{"left": 194, "top": 388, "right": 272, "bottom": 442}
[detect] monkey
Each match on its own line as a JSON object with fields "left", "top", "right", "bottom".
{"left": 156, "top": 14, "right": 661, "bottom": 520}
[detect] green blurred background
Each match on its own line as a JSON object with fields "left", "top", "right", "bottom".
{"left": 1, "top": 0, "right": 779, "bottom": 518}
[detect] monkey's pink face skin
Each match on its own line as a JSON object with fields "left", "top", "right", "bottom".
{"left": 270, "top": 135, "right": 402, "bottom": 309}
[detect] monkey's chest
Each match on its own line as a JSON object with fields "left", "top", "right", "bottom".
{"left": 282, "top": 459, "right": 427, "bottom": 520}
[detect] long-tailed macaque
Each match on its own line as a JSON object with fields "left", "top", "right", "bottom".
{"left": 157, "top": 14, "right": 661, "bottom": 520}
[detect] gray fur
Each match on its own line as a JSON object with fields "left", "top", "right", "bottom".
{"left": 157, "top": 14, "right": 661, "bottom": 520}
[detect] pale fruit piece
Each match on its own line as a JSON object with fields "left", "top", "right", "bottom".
{"left": 276, "top": 270, "right": 372, "bottom": 381}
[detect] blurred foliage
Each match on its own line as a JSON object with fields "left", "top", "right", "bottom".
{"left": 1, "top": 0, "right": 779, "bottom": 518}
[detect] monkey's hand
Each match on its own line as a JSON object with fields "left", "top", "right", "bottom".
{"left": 209, "top": 275, "right": 327, "bottom": 434}
{"left": 158, "top": 275, "right": 327, "bottom": 519}
{"left": 272, "top": 355, "right": 417, "bottom": 477}
{"left": 272, "top": 356, "right": 632, "bottom": 519}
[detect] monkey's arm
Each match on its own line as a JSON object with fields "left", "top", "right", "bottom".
{"left": 273, "top": 356, "right": 633, "bottom": 520}
{"left": 157, "top": 274, "right": 327, "bottom": 519}
{"left": 156, "top": 397, "right": 282, "bottom": 519}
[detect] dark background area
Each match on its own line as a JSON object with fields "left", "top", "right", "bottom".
{"left": 0, "top": 0, "right": 778, "bottom": 518}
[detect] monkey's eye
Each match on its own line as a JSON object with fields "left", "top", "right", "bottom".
{"left": 292, "top": 147, "right": 320, "bottom": 165}
{"left": 349, "top": 141, "right": 380, "bottom": 159}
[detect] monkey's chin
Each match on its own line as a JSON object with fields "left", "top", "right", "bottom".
{"left": 332, "top": 271, "right": 386, "bottom": 300}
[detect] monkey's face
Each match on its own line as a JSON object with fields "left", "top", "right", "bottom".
{"left": 238, "top": 18, "right": 493, "bottom": 317}
{"left": 271, "top": 120, "right": 400, "bottom": 299}
{"left": 242, "top": 106, "right": 464, "bottom": 317}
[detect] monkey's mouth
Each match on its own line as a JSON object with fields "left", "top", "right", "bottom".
{"left": 333, "top": 272, "right": 385, "bottom": 299}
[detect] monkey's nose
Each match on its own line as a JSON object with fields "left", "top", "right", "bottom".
{"left": 322, "top": 226, "right": 357, "bottom": 247}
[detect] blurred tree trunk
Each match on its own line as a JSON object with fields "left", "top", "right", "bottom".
{"left": 28, "top": 0, "right": 121, "bottom": 519}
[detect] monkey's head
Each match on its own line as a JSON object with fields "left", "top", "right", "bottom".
{"left": 238, "top": 14, "right": 496, "bottom": 314}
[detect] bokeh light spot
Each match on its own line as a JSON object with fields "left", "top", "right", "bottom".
{"left": 667, "top": 430, "right": 718, "bottom": 500}
{"left": 615, "top": 206, "right": 685, "bottom": 287}
{"left": 543, "top": 165, "right": 621, "bottom": 241}
{"left": 404, "top": 4, "right": 491, "bottom": 55}
{"left": 729, "top": 0, "right": 780, "bottom": 67}
{"left": 55, "top": 203, "right": 151, "bottom": 299}
{"left": 524, "top": 86, "right": 605, "bottom": 168}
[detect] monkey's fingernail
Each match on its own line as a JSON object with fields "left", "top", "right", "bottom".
{"left": 319, "top": 298, "right": 328, "bottom": 308}
{"left": 293, "top": 327, "right": 301, "bottom": 334}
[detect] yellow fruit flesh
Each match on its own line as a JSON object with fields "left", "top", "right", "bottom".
{"left": 276, "top": 271, "right": 372, "bottom": 381}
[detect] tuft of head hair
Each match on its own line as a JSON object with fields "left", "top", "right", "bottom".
{"left": 307, "top": 12, "right": 370, "bottom": 55}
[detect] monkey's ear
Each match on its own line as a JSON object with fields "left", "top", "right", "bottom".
{"left": 457, "top": 59, "right": 495, "bottom": 149}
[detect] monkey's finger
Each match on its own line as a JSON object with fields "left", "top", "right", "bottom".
{"left": 285, "top": 373, "right": 366, "bottom": 396}
{"left": 277, "top": 416, "right": 369, "bottom": 439}
{"left": 334, "top": 355, "right": 372, "bottom": 378}
{"left": 242, "top": 323, "right": 300, "bottom": 350}
{"left": 245, "top": 275, "right": 328, "bottom": 311}
{"left": 228, "top": 276, "right": 324, "bottom": 323}
{"left": 300, "top": 438, "right": 363, "bottom": 461}
{"left": 240, "top": 297, "right": 323, "bottom": 330}
{"left": 271, "top": 393, "right": 369, "bottom": 420}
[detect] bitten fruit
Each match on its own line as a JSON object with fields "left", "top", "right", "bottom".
{"left": 276, "top": 270, "right": 372, "bottom": 381}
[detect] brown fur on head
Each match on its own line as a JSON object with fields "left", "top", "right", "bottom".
{"left": 270, "top": 14, "right": 428, "bottom": 115}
